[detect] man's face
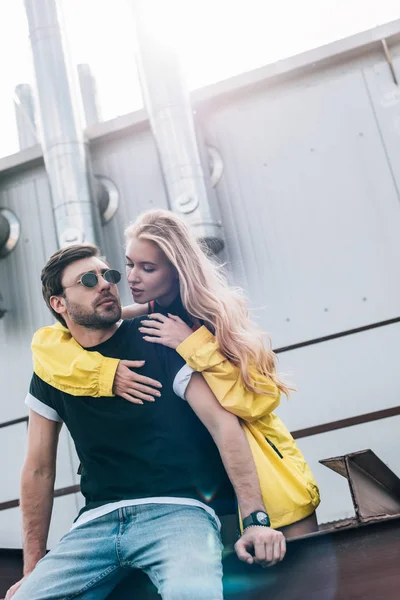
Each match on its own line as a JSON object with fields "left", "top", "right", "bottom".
{"left": 56, "top": 256, "right": 122, "bottom": 329}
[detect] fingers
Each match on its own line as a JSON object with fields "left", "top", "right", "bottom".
{"left": 127, "top": 389, "right": 157, "bottom": 402}
{"left": 237, "top": 529, "right": 286, "bottom": 569}
{"left": 139, "top": 326, "right": 162, "bottom": 337}
{"left": 142, "top": 336, "right": 162, "bottom": 344}
{"left": 148, "top": 313, "right": 168, "bottom": 323}
{"left": 133, "top": 374, "right": 162, "bottom": 388}
{"left": 234, "top": 539, "right": 254, "bottom": 565}
{"left": 119, "top": 393, "right": 145, "bottom": 405}
{"left": 122, "top": 371, "right": 162, "bottom": 388}
{"left": 120, "top": 360, "right": 145, "bottom": 368}
{"left": 280, "top": 535, "right": 287, "bottom": 561}
{"left": 264, "top": 533, "right": 286, "bottom": 568}
{"left": 130, "top": 382, "right": 161, "bottom": 396}
{"left": 120, "top": 392, "right": 157, "bottom": 405}
{"left": 5, "top": 582, "right": 21, "bottom": 599}
{"left": 265, "top": 537, "right": 286, "bottom": 568}
{"left": 117, "top": 382, "right": 163, "bottom": 403}
{"left": 140, "top": 320, "right": 163, "bottom": 330}
{"left": 167, "top": 313, "right": 184, "bottom": 323}
{"left": 254, "top": 539, "right": 267, "bottom": 566}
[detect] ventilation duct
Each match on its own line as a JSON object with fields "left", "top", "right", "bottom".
{"left": 94, "top": 176, "right": 119, "bottom": 225}
{"left": 14, "top": 83, "right": 38, "bottom": 150}
{"left": 24, "top": 0, "right": 100, "bottom": 248}
{"left": 78, "top": 64, "right": 102, "bottom": 127}
{"left": 132, "top": 0, "right": 224, "bottom": 254}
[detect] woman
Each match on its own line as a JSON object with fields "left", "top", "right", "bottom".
{"left": 32, "top": 210, "right": 320, "bottom": 537}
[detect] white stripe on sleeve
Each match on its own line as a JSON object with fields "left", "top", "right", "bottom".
{"left": 173, "top": 364, "right": 194, "bottom": 400}
{"left": 25, "top": 392, "right": 63, "bottom": 422}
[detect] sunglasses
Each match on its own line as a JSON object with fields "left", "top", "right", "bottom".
{"left": 64, "top": 269, "right": 122, "bottom": 290}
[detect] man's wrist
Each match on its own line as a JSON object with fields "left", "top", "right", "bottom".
{"left": 23, "top": 554, "right": 45, "bottom": 576}
{"left": 242, "top": 510, "right": 271, "bottom": 530}
{"left": 240, "top": 505, "right": 266, "bottom": 520}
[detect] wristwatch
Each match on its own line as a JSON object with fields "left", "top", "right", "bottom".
{"left": 242, "top": 510, "right": 271, "bottom": 529}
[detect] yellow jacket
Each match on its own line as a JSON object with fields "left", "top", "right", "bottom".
{"left": 32, "top": 322, "right": 320, "bottom": 529}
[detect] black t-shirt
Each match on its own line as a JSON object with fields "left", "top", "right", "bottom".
{"left": 151, "top": 296, "right": 194, "bottom": 326}
{"left": 27, "top": 318, "right": 234, "bottom": 519}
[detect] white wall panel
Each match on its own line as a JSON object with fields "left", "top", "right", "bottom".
{"left": 47, "top": 494, "right": 83, "bottom": 549}
{"left": 0, "top": 424, "right": 27, "bottom": 504}
{"left": 1, "top": 38, "right": 400, "bottom": 542}
{"left": 275, "top": 323, "right": 400, "bottom": 431}
{"left": 0, "top": 506, "right": 22, "bottom": 549}
{"left": 0, "top": 493, "right": 84, "bottom": 550}
{"left": 0, "top": 167, "right": 57, "bottom": 423}
{"left": 91, "top": 130, "right": 169, "bottom": 306}
{"left": 204, "top": 60, "right": 400, "bottom": 348}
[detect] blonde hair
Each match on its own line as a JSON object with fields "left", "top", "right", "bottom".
{"left": 125, "top": 210, "right": 292, "bottom": 397}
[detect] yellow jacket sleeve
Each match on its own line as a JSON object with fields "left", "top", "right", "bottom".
{"left": 31, "top": 322, "right": 119, "bottom": 397}
{"left": 176, "top": 326, "right": 281, "bottom": 421}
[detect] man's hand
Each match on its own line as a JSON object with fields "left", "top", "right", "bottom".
{"left": 139, "top": 314, "right": 193, "bottom": 349}
{"left": 5, "top": 574, "right": 30, "bottom": 599}
{"left": 113, "top": 360, "right": 162, "bottom": 404}
{"left": 235, "top": 527, "right": 286, "bottom": 568}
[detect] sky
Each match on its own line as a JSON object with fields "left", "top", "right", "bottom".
{"left": 1, "top": 0, "right": 400, "bottom": 158}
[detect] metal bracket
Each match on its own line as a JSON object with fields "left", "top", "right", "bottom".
{"left": 95, "top": 176, "right": 119, "bottom": 225}
{"left": 320, "top": 449, "right": 400, "bottom": 523}
{"left": 208, "top": 145, "right": 224, "bottom": 188}
{"left": 0, "top": 208, "right": 20, "bottom": 259}
{"left": 381, "top": 39, "right": 398, "bottom": 86}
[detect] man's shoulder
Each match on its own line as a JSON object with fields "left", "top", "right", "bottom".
{"left": 27, "top": 373, "right": 64, "bottom": 422}
{"left": 119, "top": 317, "right": 183, "bottom": 364}
{"left": 110, "top": 317, "right": 153, "bottom": 355}
{"left": 29, "top": 371, "right": 62, "bottom": 398}
{"left": 118, "top": 316, "right": 151, "bottom": 340}
{"left": 117, "top": 317, "right": 147, "bottom": 338}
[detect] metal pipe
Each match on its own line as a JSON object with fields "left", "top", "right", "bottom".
{"left": 132, "top": 0, "right": 224, "bottom": 253}
{"left": 14, "top": 84, "right": 38, "bottom": 149}
{"left": 24, "top": 0, "right": 100, "bottom": 247}
{"left": 78, "top": 64, "right": 102, "bottom": 127}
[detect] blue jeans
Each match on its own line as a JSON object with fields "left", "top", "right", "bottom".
{"left": 14, "top": 504, "right": 224, "bottom": 600}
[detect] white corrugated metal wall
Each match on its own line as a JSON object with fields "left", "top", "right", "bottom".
{"left": 1, "top": 32, "right": 400, "bottom": 546}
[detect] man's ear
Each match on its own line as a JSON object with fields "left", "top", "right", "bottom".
{"left": 50, "top": 295, "right": 67, "bottom": 317}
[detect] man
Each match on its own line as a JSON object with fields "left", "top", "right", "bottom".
{"left": 7, "top": 244, "right": 285, "bottom": 600}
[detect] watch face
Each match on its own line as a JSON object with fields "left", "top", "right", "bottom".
{"left": 256, "top": 511, "right": 270, "bottom": 525}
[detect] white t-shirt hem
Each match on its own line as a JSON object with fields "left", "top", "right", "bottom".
{"left": 173, "top": 364, "right": 194, "bottom": 399}
{"left": 25, "top": 393, "right": 63, "bottom": 422}
{"left": 71, "top": 497, "right": 221, "bottom": 531}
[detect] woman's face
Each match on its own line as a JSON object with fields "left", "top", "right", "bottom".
{"left": 125, "top": 237, "right": 179, "bottom": 306}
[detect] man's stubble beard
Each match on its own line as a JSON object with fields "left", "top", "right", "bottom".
{"left": 65, "top": 297, "right": 122, "bottom": 330}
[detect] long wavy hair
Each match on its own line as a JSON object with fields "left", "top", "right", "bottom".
{"left": 125, "top": 209, "right": 292, "bottom": 397}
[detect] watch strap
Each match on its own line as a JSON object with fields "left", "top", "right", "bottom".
{"left": 242, "top": 511, "right": 271, "bottom": 529}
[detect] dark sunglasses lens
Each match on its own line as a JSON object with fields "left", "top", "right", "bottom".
{"left": 104, "top": 270, "right": 121, "bottom": 284}
{"left": 80, "top": 273, "right": 98, "bottom": 288}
